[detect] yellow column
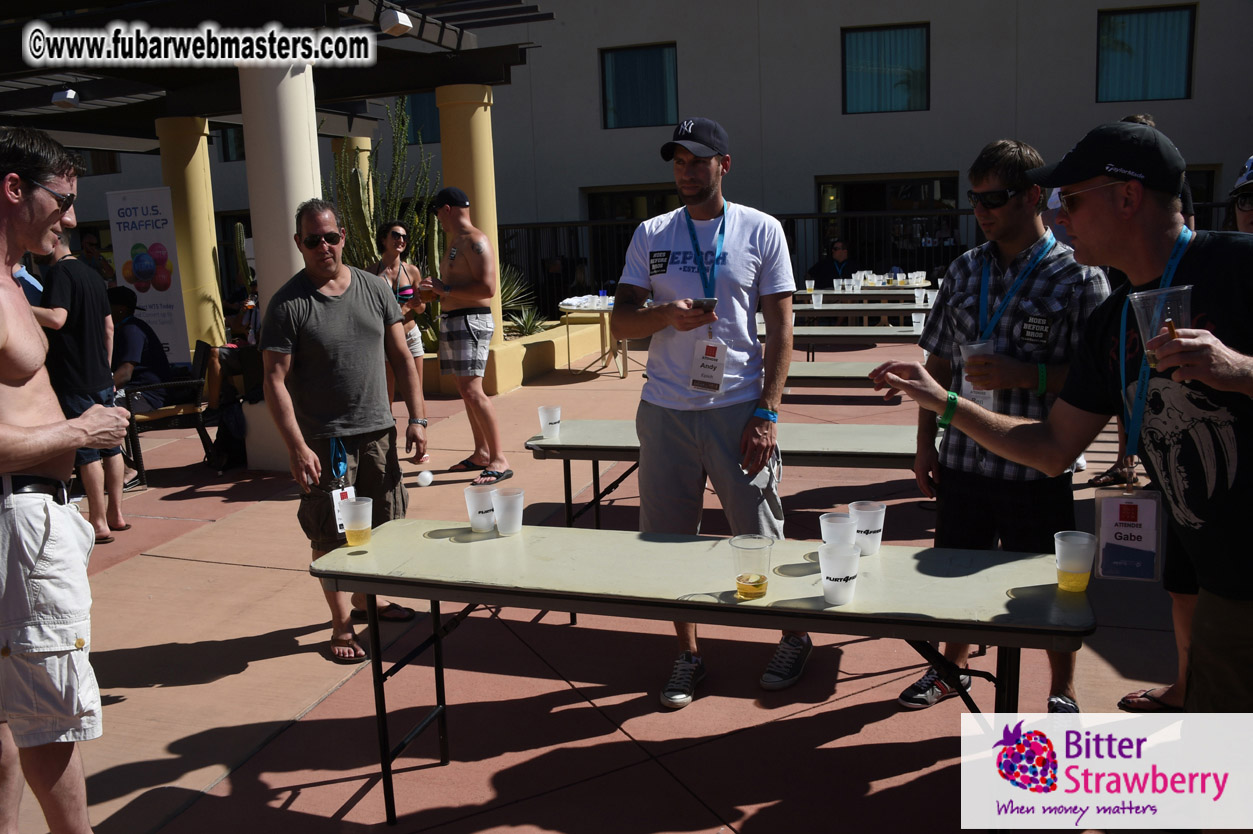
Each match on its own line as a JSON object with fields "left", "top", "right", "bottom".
{"left": 331, "top": 136, "right": 372, "bottom": 245}
{"left": 435, "top": 84, "right": 502, "bottom": 345}
{"left": 155, "top": 117, "right": 224, "bottom": 351}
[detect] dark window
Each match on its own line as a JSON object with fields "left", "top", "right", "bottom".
{"left": 72, "top": 149, "right": 120, "bottom": 176}
{"left": 221, "top": 126, "right": 245, "bottom": 162}
{"left": 1097, "top": 6, "right": 1194, "bottom": 102}
{"left": 601, "top": 44, "right": 678, "bottom": 129}
{"left": 842, "top": 24, "right": 929, "bottom": 114}
{"left": 406, "top": 92, "right": 440, "bottom": 144}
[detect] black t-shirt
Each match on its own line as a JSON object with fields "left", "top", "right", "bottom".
{"left": 40, "top": 258, "right": 112, "bottom": 394}
{"left": 805, "top": 257, "right": 859, "bottom": 289}
{"left": 113, "top": 316, "right": 175, "bottom": 407}
{"left": 1061, "top": 231, "right": 1253, "bottom": 598}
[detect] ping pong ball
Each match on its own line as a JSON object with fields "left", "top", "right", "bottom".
{"left": 417, "top": 470, "right": 434, "bottom": 487}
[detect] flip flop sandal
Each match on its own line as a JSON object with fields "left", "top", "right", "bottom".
{"left": 474, "top": 469, "right": 513, "bottom": 485}
{"left": 1090, "top": 465, "right": 1131, "bottom": 487}
{"left": 448, "top": 457, "right": 488, "bottom": 472}
{"left": 1117, "top": 687, "right": 1184, "bottom": 713}
{"left": 350, "top": 603, "right": 417, "bottom": 623}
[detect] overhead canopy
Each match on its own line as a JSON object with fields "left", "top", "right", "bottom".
{"left": 0, "top": 0, "right": 550, "bottom": 148}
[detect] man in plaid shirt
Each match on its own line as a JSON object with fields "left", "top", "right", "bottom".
{"left": 898, "top": 140, "right": 1109, "bottom": 713}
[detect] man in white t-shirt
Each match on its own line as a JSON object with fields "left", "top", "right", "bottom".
{"left": 611, "top": 117, "right": 806, "bottom": 709}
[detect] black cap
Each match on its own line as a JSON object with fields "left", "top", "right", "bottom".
{"left": 107, "top": 285, "right": 144, "bottom": 311}
{"left": 430, "top": 186, "right": 470, "bottom": 213}
{"left": 660, "top": 117, "right": 729, "bottom": 161}
{"left": 1027, "top": 122, "right": 1186, "bottom": 195}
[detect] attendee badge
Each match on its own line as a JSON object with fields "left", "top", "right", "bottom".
{"left": 330, "top": 484, "right": 357, "bottom": 534}
{"left": 689, "top": 339, "right": 727, "bottom": 392}
{"left": 1094, "top": 487, "right": 1162, "bottom": 582}
{"left": 960, "top": 376, "right": 995, "bottom": 412}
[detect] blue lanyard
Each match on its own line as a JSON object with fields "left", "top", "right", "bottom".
{"left": 329, "top": 437, "right": 348, "bottom": 482}
{"left": 1119, "top": 226, "right": 1193, "bottom": 460}
{"left": 683, "top": 201, "right": 726, "bottom": 300}
{"left": 979, "top": 231, "right": 1056, "bottom": 340}
{"left": 834, "top": 260, "right": 846, "bottom": 278}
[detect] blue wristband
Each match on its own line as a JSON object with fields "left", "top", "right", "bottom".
{"left": 753, "top": 407, "right": 778, "bottom": 423}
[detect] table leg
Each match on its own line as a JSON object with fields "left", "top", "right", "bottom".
{"left": 365, "top": 596, "right": 397, "bottom": 825}
{"left": 563, "top": 314, "right": 578, "bottom": 374}
{"left": 994, "top": 647, "right": 1020, "bottom": 713}
{"left": 563, "top": 460, "right": 573, "bottom": 527}
{"left": 598, "top": 314, "right": 611, "bottom": 369}
{"left": 431, "top": 600, "right": 450, "bottom": 765}
{"left": 592, "top": 462, "right": 601, "bottom": 529}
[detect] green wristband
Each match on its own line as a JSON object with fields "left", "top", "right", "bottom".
{"left": 937, "top": 390, "right": 959, "bottom": 427}
{"left": 1037, "top": 363, "right": 1047, "bottom": 396}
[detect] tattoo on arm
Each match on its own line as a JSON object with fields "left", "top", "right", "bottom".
{"left": 471, "top": 242, "right": 485, "bottom": 255}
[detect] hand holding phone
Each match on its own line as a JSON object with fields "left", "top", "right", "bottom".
{"left": 692, "top": 297, "right": 718, "bottom": 312}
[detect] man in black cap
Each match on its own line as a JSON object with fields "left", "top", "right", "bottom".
{"left": 611, "top": 117, "right": 803, "bottom": 709}
{"left": 420, "top": 186, "right": 511, "bottom": 484}
{"left": 872, "top": 121, "right": 1253, "bottom": 712}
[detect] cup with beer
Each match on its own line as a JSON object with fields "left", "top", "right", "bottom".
{"left": 730, "top": 534, "right": 774, "bottom": 600}
{"left": 1054, "top": 531, "right": 1097, "bottom": 592}
{"left": 1128, "top": 285, "right": 1191, "bottom": 369}
{"left": 342, "top": 497, "right": 373, "bottom": 546}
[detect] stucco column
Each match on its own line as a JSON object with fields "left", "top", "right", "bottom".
{"left": 154, "top": 117, "right": 223, "bottom": 351}
{"left": 237, "top": 64, "right": 322, "bottom": 472}
{"left": 331, "top": 135, "right": 372, "bottom": 243}
{"left": 435, "top": 84, "right": 502, "bottom": 344}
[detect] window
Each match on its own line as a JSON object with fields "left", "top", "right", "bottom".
{"left": 72, "top": 149, "right": 120, "bottom": 176}
{"left": 220, "top": 126, "right": 245, "bottom": 162}
{"left": 601, "top": 44, "right": 678, "bottom": 129}
{"left": 1097, "top": 6, "right": 1194, "bottom": 102}
{"left": 406, "top": 92, "right": 440, "bottom": 144}
{"left": 842, "top": 24, "right": 929, "bottom": 114}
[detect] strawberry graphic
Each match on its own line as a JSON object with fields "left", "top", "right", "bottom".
{"left": 993, "top": 721, "right": 1058, "bottom": 793}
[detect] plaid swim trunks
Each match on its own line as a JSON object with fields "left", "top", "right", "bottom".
{"left": 438, "top": 307, "right": 493, "bottom": 377}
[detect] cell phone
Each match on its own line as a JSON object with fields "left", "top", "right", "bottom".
{"left": 692, "top": 297, "right": 718, "bottom": 312}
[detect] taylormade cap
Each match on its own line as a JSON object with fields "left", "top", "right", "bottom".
{"left": 430, "top": 186, "right": 470, "bottom": 213}
{"left": 1027, "top": 122, "right": 1185, "bottom": 195}
{"left": 660, "top": 117, "right": 729, "bottom": 161}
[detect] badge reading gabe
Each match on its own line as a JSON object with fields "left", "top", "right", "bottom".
{"left": 689, "top": 339, "right": 726, "bottom": 391}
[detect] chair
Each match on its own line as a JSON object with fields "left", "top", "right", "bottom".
{"left": 122, "top": 340, "right": 214, "bottom": 487}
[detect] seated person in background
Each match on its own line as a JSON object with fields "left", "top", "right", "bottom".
{"left": 108, "top": 285, "right": 176, "bottom": 413}
{"left": 804, "top": 239, "right": 858, "bottom": 289}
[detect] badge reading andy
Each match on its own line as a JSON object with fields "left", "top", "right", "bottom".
{"left": 329, "top": 484, "right": 357, "bottom": 534}
{"left": 689, "top": 340, "right": 726, "bottom": 391}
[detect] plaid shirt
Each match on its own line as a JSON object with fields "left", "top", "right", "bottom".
{"left": 919, "top": 232, "right": 1109, "bottom": 481}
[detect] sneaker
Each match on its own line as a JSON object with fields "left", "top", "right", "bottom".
{"left": 759, "top": 634, "right": 813, "bottom": 691}
{"left": 898, "top": 666, "right": 972, "bottom": 709}
{"left": 1047, "top": 694, "right": 1080, "bottom": 713}
{"left": 660, "top": 651, "right": 706, "bottom": 709}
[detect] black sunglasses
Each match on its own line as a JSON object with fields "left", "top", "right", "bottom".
{"left": 302, "top": 231, "right": 343, "bottom": 249}
{"left": 967, "top": 188, "right": 1019, "bottom": 210}
{"left": 29, "top": 179, "right": 76, "bottom": 214}
{"left": 1236, "top": 192, "right": 1253, "bottom": 212}
{"left": 389, "top": 230, "right": 408, "bottom": 241}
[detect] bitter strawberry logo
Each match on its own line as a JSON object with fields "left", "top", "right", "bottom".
{"left": 705, "top": 345, "right": 718, "bottom": 358}
{"left": 1119, "top": 503, "right": 1139, "bottom": 522}
{"left": 994, "top": 721, "right": 1058, "bottom": 793}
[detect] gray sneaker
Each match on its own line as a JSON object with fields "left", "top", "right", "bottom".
{"left": 898, "top": 666, "right": 971, "bottom": 709}
{"left": 759, "top": 634, "right": 813, "bottom": 690}
{"left": 660, "top": 651, "right": 706, "bottom": 709}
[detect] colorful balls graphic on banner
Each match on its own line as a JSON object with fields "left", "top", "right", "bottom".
{"left": 148, "top": 242, "right": 168, "bottom": 266}
{"left": 131, "top": 243, "right": 148, "bottom": 260}
{"left": 134, "top": 279, "right": 152, "bottom": 292}
{"left": 152, "top": 263, "right": 172, "bottom": 292}
{"left": 122, "top": 260, "right": 135, "bottom": 284}
{"left": 133, "top": 252, "right": 155, "bottom": 282}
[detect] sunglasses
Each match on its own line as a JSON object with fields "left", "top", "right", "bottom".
{"left": 29, "top": 179, "right": 75, "bottom": 214}
{"left": 302, "top": 231, "right": 343, "bottom": 249}
{"left": 389, "top": 230, "right": 408, "bottom": 241}
{"left": 967, "top": 188, "right": 1019, "bottom": 210}
{"left": 1056, "top": 180, "right": 1124, "bottom": 214}
{"left": 1235, "top": 192, "right": 1253, "bottom": 212}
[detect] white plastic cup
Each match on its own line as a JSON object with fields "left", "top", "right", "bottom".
{"left": 819, "top": 512, "right": 857, "bottom": 546}
{"left": 464, "top": 485, "right": 497, "bottom": 532}
{"left": 342, "top": 497, "right": 373, "bottom": 546}
{"left": 959, "top": 339, "right": 997, "bottom": 411}
{"left": 812, "top": 291, "right": 824, "bottom": 309}
{"left": 538, "top": 405, "right": 561, "bottom": 439}
{"left": 1055, "top": 531, "right": 1097, "bottom": 592}
{"left": 818, "top": 542, "right": 861, "bottom": 605}
{"left": 491, "top": 487, "right": 525, "bottom": 536}
{"left": 911, "top": 312, "right": 926, "bottom": 333}
{"left": 805, "top": 279, "right": 815, "bottom": 292}
{"left": 914, "top": 288, "right": 926, "bottom": 304}
{"left": 849, "top": 501, "right": 887, "bottom": 556}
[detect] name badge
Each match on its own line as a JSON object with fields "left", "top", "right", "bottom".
{"left": 960, "top": 373, "right": 996, "bottom": 413}
{"left": 330, "top": 484, "right": 357, "bottom": 534}
{"left": 1095, "top": 487, "right": 1162, "bottom": 582}
{"left": 689, "top": 339, "right": 727, "bottom": 392}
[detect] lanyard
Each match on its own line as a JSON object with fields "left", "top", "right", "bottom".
{"left": 683, "top": 201, "right": 726, "bottom": 300}
{"left": 329, "top": 437, "right": 348, "bottom": 483}
{"left": 979, "top": 231, "right": 1056, "bottom": 340}
{"left": 1119, "top": 226, "right": 1193, "bottom": 460}
{"left": 834, "top": 260, "right": 846, "bottom": 278}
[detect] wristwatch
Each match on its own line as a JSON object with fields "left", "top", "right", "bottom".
{"left": 408, "top": 418, "right": 428, "bottom": 427}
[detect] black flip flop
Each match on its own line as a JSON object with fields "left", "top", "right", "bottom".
{"left": 475, "top": 469, "right": 513, "bottom": 485}
{"left": 448, "top": 457, "right": 488, "bottom": 472}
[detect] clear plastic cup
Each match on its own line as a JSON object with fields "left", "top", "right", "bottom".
{"left": 491, "top": 487, "right": 525, "bottom": 536}
{"left": 464, "top": 485, "right": 497, "bottom": 532}
{"left": 819, "top": 512, "right": 856, "bottom": 546}
{"left": 1055, "top": 531, "right": 1097, "bottom": 592}
{"left": 730, "top": 534, "right": 773, "bottom": 600}
{"left": 342, "top": 497, "right": 373, "bottom": 546}
{"left": 849, "top": 501, "right": 887, "bottom": 555}
{"left": 1128, "top": 285, "right": 1191, "bottom": 369}
{"left": 818, "top": 542, "right": 861, "bottom": 605}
